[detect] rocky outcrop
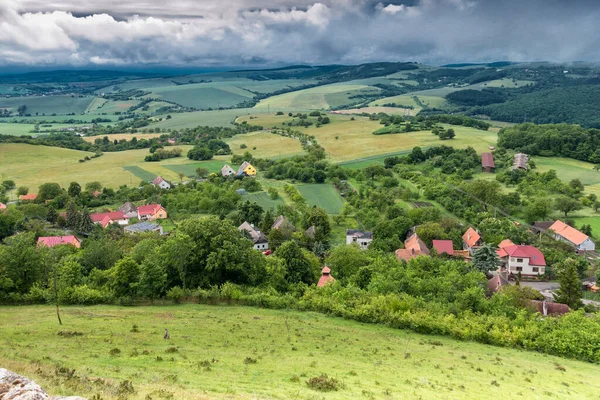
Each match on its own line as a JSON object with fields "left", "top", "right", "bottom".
{"left": 0, "top": 369, "right": 86, "bottom": 400}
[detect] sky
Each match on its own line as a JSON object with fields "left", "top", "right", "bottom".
{"left": 1, "top": 0, "right": 600, "bottom": 68}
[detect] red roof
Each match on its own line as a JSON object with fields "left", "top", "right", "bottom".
{"left": 317, "top": 266, "right": 335, "bottom": 287}
{"left": 481, "top": 152, "right": 495, "bottom": 168}
{"left": 37, "top": 236, "right": 79, "bottom": 248}
{"left": 91, "top": 211, "right": 127, "bottom": 223}
{"left": 138, "top": 204, "right": 163, "bottom": 216}
{"left": 496, "top": 244, "right": 546, "bottom": 266}
{"left": 395, "top": 234, "right": 430, "bottom": 261}
{"left": 20, "top": 194, "right": 37, "bottom": 201}
{"left": 0, "top": 202, "right": 6, "bottom": 210}
{"left": 432, "top": 240, "right": 454, "bottom": 256}
{"left": 152, "top": 176, "right": 166, "bottom": 185}
{"left": 462, "top": 227, "right": 481, "bottom": 248}
{"left": 549, "top": 220, "right": 589, "bottom": 246}
{"left": 92, "top": 190, "right": 101, "bottom": 198}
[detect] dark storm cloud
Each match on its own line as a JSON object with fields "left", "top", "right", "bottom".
{"left": 2, "top": 0, "right": 600, "bottom": 66}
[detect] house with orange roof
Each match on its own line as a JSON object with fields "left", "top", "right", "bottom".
{"left": 20, "top": 193, "right": 37, "bottom": 201}
{"left": 432, "top": 240, "right": 454, "bottom": 256}
{"left": 37, "top": 235, "right": 81, "bottom": 248}
{"left": 317, "top": 266, "right": 335, "bottom": 287}
{"left": 395, "top": 234, "right": 430, "bottom": 261}
{"left": 137, "top": 204, "right": 167, "bottom": 221}
{"left": 462, "top": 227, "right": 482, "bottom": 255}
{"left": 549, "top": 220, "right": 595, "bottom": 252}
{"left": 496, "top": 242, "right": 546, "bottom": 276}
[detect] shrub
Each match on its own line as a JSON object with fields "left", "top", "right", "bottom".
{"left": 306, "top": 374, "right": 342, "bottom": 392}
{"left": 166, "top": 286, "right": 186, "bottom": 304}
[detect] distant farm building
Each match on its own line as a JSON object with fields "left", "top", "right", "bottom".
{"left": 346, "top": 229, "right": 373, "bottom": 250}
{"left": 512, "top": 153, "right": 529, "bottom": 170}
{"left": 549, "top": 220, "right": 595, "bottom": 252}
{"left": 152, "top": 176, "right": 171, "bottom": 190}
{"left": 481, "top": 152, "right": 495, "bottom": 173}
{"left": 432, "top": 240, "right": 454, "bottom": 256}
{"left": 496, "top": 240, "right": 546, "bottom": 276}
{"left": 137, "top": 204, "right": 168, "bottom": 221}
{"left": 221, "top": 164, "right": 235, "bottom": 177}
{"left": 91, "top": 211, "right": 130, "bottom": 228}
{"left": 462, "top": 227, "right": 482, "bottom": 255}
{"left": 20, "top": 194, "right": 37, "bottom": 201}
{"left": 237, "top": 161, "right": 257, "bottom": 177}
{"left": 238, "top": 221, "right": 269, "bottom": 250}
{"left": 0, "top": 202, "right": 6, "bottom": 210}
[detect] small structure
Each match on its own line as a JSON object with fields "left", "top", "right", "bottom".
{"left": 238, "top": 221, "right": 269, "bottom": 250}
{"left": 531, "top": 221, "right": 554, "bottom": 234}
{"left": 496, "top": 241, "right": 546, "bottom": 276}
{"left": 92, "top": 190, "right": 102, "bottom": 198}
{"left": 235, "top": 188, "right": 247, "bottom": 196}
{"left": 317, "top": 266, "right": 335, "bottom": 287}
{"left": 124, "top": 221, "right": 163, "bottom": 235}
{"left": 305, "top": 225, "right": 316, "bottom": 239}
{"left": 272, "top": 215, "right": 295, "bottom": 232}
{"left": 512, "top": 153, "right": 528, "bottom": 170}
{"left": 0, "top": 202, "right": 6, "bottom": 210}
{"left": 462, "top": 227, "right": 482, "bottom": 255}
{"left": 221, "top": 164, "right": 236, "bottom": 177}
{"left": 137, "top": 204, "right": 168, "bottom": 221}
{"left": 91, "top": 211, "right": 130, "bottom": 228}
{"left": 432, "top": 239, "right": 454, "bottom": 256}
{"left": 395, "top": 233, "right": 430, "bottom": 261}
{"left": 119, "top": 202, "right": 138, "bottom": 219}
{"left": 236, "top": 161, "right": 257, "bottom": 177}
{"left": 37, "top": 235, "right": 81, "bottom": 248}
{"left": 487, "top": 273, "right": 509, "bottom": 294}
{"left": 152, "top": 176, "right": 171, "bottom": 190}
{"left": 549, "top": 220, "right": 595, "bottom": 252}
{"left": 346, "top": 229, "right": 373, "bottom": 250}
{"left": 481, "top": 152, "right": 495, "bottom": 173}
{"left": 20, "top": 194, "right": 37, "bottom": 201}
{"left": 530, "top": 300, "right": 570, "bottom": 316}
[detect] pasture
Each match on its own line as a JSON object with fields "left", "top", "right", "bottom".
{"left": 535, "top": 157, "right": 600, "bottom": 196}
{"left": 297, "top": 184, "right": 343, "bottom": 214}
{"left": 82, "top": 133, "right": 164, "bottom": 143}
{"left": 152, "top": 109, "right": 261, "bottom": 130}
{"left": 0, "top": 95, "right": 95, "bottom": 115}
{"left": 237, "top": 114, "right": 499, "bottom": 163}
{"left": 1, "top": 304, "right": 598, "bottom": 400}
{"left": 243, "top": 191, "right": 285, "bottom": 211}
{"left": 226, "top": 131, "right": 305, "bottom": 159}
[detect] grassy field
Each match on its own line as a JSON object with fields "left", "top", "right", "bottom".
{"left": 122, "top": 166, "right": 157, "bottom": 182}
{"left": 82, "top": 133, "right": 164, "bottom": 143}
{"left": 0, "top": 95, "right": 95, "bottom": 115}
{"left": 1, "top": 304, "right": 599, "bottom": 400}
{"left": 226, "top": 131, "right": 305, "bottom": 159}
{"left": 243, "top": 191, "right": 285, "bottom": 211}
{"left": 152, "top": 84, "right": 255, "bottom": 109}
{"left": 477, "top": 78, "right": 535, "bottom": 88}
{"left": 152, "top": 109, "right": 262, "bottom": 130}
{"left": 535, "top": 157, "right": 600, "bottom": 196}
{"left": 0, "top": 122, "right": 106, "bottom": 136}
{"left": 570, "top": 216, "right": 600, "bottom": 238}
{"left": 254, "top": 84, "right": 381, "bottom": 110}
{"left": 297, "top": 184, "right": 343, "bottom": 214}
{"left": 338, "top": 150, "right": 414, "bottom": 169}
{"left": 237, "top": 114, "right": 499, "bottom": 162}
{"left": 163, "top": 158, "right": 234, "bottom": 177}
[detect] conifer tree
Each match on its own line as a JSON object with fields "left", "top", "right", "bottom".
{"left": 554, "top": 258, "right": 583, "bottom": 310}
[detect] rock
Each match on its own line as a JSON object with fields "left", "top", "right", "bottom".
{"left": 0, "top": 369, "right": 86, "bottom": 400}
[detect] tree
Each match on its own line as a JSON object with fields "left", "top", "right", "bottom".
{"left": 276, "top": 241, "right": 317, "bottom": 285}
{"left": 553, "top": 258, "right": 583, "bottom": 310}
{"left": 110, "top": 257, "right": 140, "bottom": 298}
{"left": 38, "top": 183, "right": 63, "bottom": 202}
{"left": 554, "top": 196, "right": 582, "bottom": 217}
{"left": 138, "top": 253, "right": 167, "bottom": 303}
{"left": 187, "top": 146, "right": 213, "bottom": 161}
{"left": 463, "top": 180, "right": 502, "bottom": 211}
{"left": 68, "top": 182, "right": 81, "bottom": 197}
{"left": 16, "top": 186, "right": 29, "bottom": 196}
{"left": 524, "top": 198, "right": 553, "bottom": 223}
{"left": 471, "top": 244, "right": 499, "bottom": 274}
{"left": 85, "top": 181, "right": 103, "bottom": 193}
{"left": 178, "top": 172, "right": 185, "bottom": 182}
{"left": 303, "top": 207, "right": 331, "bottom": 243}
{"left": 325, "top": 245, "right": 370, "bottom": 282}
{"left": 237, "top": 201, "right": 264, "bottom": 226}
{"left": 439, "top": 128, "right": 455, "bottom": 140}
{"left": 580, "top": 224, "right": 593, "bottom": 237}
{"left": 46, "top": 206, "right": 58, "bottom": 224}
{"left": 195, "top": 168, "right": 209, "bottom": 179}
{"left": 66, "top": 201, "right": 79, "bottom": 230}
{"left": 77, "top": 207, "right": 94, "bottom": 234}
{"left": 17, "top": 105, "right": 27, "bottom": 116}
{"left": 260, "top": 210, "right": 275, "bottom": 234}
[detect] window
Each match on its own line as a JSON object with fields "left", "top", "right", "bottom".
{"left": 516, "top": 258, "right": 523, "bottom": 263}
{"left": 516, "top": 267, "right": 523, "bottom": 272}
{"left": 353, "top": 237, "right": 357, "bottom": 242}
{"left": 532, "top": 267, "right": 539, "bottom": 273}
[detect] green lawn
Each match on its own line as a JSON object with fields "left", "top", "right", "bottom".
{"left": 243, "top": 191, "right": 285, "bottom": 211}
{"left": 298, "top": 184, "right": 343, "bottom": 214}
{"left": 338, "top": 149, "right": 415, "bottom": 169}
{"left": 0, "top": 304, "right": 598, "bottom": 400}
{"left": 122, "top": 166, "right": 157, "bottom": 182}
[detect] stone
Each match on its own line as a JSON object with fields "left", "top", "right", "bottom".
{"left": 0, "top": 369, "right": 86, "bottom": 400}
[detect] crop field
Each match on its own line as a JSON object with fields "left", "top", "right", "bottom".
{"left": 0, "top": 122, "right": 112, "bottom": 136}
{"left": 152, "top": 109, "right": 261, "bottom": 130}
{"left": 243, "top": 191, "right": 286, "bottom": 211}
{"left": 0, "top": 95, "right": 95, "bottom": 115}
{"left": 334, "top": 106, "right": 413, "bottom": 116}
{"left": 535, "top": 157, "right": 600, "bottom": 196}
{"left": 226, "top": 132, "right": 305, "bottom": 159}
{"left": 152, "top": 85, "right": 255, "bottom": 109}
{"left": 122, "top": 166, "right": 157, "bottom": 182}
{"left": 88, "top": 99, "right": 139, "bottom": 114}
{"left": 1, "top": 304, "right": 598, "bottom": 400}
{"left": 254, "top": 84, "right": 381, "bottom": 111}
{"left": 297, "top": 184, "right": 343, "bottom": 214}
{"left": 338, "top": 149, "right": 414, "bottom": 169}
{"left": 237, "top": 114, "right": 499, "bottom": 162}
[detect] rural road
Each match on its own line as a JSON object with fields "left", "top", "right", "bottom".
{"left": 520, "top": 280, "right": 600, "bottom": 306}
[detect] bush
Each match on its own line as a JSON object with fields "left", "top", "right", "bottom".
{"left": 166, "top": 286, "right": 186, "bottom": 304}
{"left": 306, "top": 374, "right": 342, "bottom": 392}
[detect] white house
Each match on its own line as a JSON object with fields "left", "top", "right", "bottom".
{"left": 238, "top": 221, "right": 269, "bottom": 251}
{"left": 346, "top": 229, "right": 373, "bottom": 250}
{"left": 549, "top": 220, "right": 595, "bottom": 252}
{"left": 221, "top": 164, "right": 235, "bottom": 177}
{"left": 496, "top": 239, "right": 546, "bottom": 276}
{"left": 152, "top": 176, "right": 171, "bottom": 190}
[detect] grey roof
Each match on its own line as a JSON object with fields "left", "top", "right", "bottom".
{"left": 124, "top": 221, "right": 161, "bottom": 233}
{"left": 221, "top": 164, "right": 235, "bottom": 176}
{"left": 305, "top": 225, "right": 316, "bottom": 238}
{"left": 346, "top": 229, "right": 373, "bottom": 239}
{"left": 236, "top": 188, "right": 247, "bottom": 195}
{"left": 512, "top": 153, "right": 529, "bottom": 169}
{"left": 237, "top": 161, "right": 250, "bottom": 176}
{"left": 119, "top": 202, "right": 137, "bottom": 213}
{"left": 532, "top": 221, "right": 554, "bottom": 233}
{"left": 238, "top": 221, "right": 268, "bottom": 244}
{"left": 272, "top": 215, "right": 295, "bottom": 231}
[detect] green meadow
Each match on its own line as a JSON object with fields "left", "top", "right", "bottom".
{"left": 298, "top": 184, "right": 343, "bottom": 214}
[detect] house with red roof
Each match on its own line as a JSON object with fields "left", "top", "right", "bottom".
{"left": 152, "top": 176, "right": 171, "bottom": 190}
{"left": 0, "top": 202, "right": 6, "bottom": 211}
{"left": 496, "top": 240, "right": 546, "bottom": 276}
{"left": 37, "top": 236, "right": 81, "bottom": 248}
{"left": 137, "top": 204, "right": 167, "bottom": 221}
{"left": 20, "top": 193, "right": 37, "bottom": 201}
{"left": 395, "top": 234, "right": 430, "bottom": 261}
{"left": 481, "top": 152, "right": 495, "bottom": 173}
{"left": 91, "top": 211, "right": 130, "bottom": 228}
{"left": 462, "top": 227, "right": 482, "bottom": 255}
{"left": 317, "top": 266, "right": 335, "bottom": 287}
{"left": 432, "top": 240, "right": 454, "bottom": 256}
{"left": 487, "top": 273, "right": 509, "bottom": 294}
{"left": 549, "top": 220, "right": 595, "bottom": 252}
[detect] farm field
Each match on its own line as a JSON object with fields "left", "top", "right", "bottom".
{"left": 1, "top": 304, "right": 598, "bottom": 400}
{"left": 0, "top": 122, "right": 102, "bottom": 136}
{"left": 152, "top": 84, "right": 255, "bottom": 109}
{"left": 333, "top": 106, "right": 415, "bottom": 116}
{"left": 535, "top": 157, "right": 600, "bottom": 196}
{"left": 237, "top": 114, "right": 499, "bottom": 162}
{"left": 477, "top": 78, "right": 535, "bottom": 88}
{"left": 162, "top": 157, "right": 233, "bottom": 177}
{"left": 82, "top": 133, "right": 164, "bottom": 143}
{"left": 152, "top": 109, "right": 261, "bottom": 130}
{"left": 297, "top": 184, "right": 343, "bottom": 214}
{"left": 226, "top": 131, "right": 305, "bottom": 159}
{"left": 0, "top": 95, "right": 95, "bottom": 115}
{"left": 243, "top": 191, "right": 285, "bottom": 211}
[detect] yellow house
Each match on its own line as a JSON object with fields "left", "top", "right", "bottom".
{"left": 237, "top": 161, "right": 257, "bottom": 177}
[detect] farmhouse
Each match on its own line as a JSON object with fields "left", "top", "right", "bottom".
{"left": 91, "top": 211, "right": 130, "bottom": 228}
{"left": 317, "top": 266, "right": 335, "bottom": 287}
{"left": 512, "top": 153, "right": 528, "bottom": 170}
{"left": 346, "top": 229, "right": 373, "bottom": 250}
{"left": 549, "top": 220, "right": 595, "bottom": 252}
{"left": 137, "top": 204, "right": 168, "bottom": 221}
{"left": 37, "top": 235, "right": 81, "bottom": 248}
{"left": 395, "top": 234, "right": 430, "bottom": 261}
{"left": 236, "top": 161, "right": 257, "bottom": 177}
{"left": 119, "top": 202, "right": 138, "bottom": 219}
{"left": 221, "top": 164, "right": 235, "bottom": 177}
{"left": 152, "top": 176, "right": 171, "bottom": 190}
{"left": 481, "top": 152, "right": 495, "bottom": 173}
{"left": 124, "top": 221, "right": 163, "bottom": 235}
{"left": 496, "top": 239, "right": 546, "bottom": 276}
{"left": 20, "top": 194, "right": 37, "bottom": 201}
{"left": 432, "top": 239, "right": 454, "bottom": 256}
{"left": 462, "top": 227, "right": 482, "bottom": 255}
{"left": 238, "top": 221, "right": 269, "bottom": 250}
